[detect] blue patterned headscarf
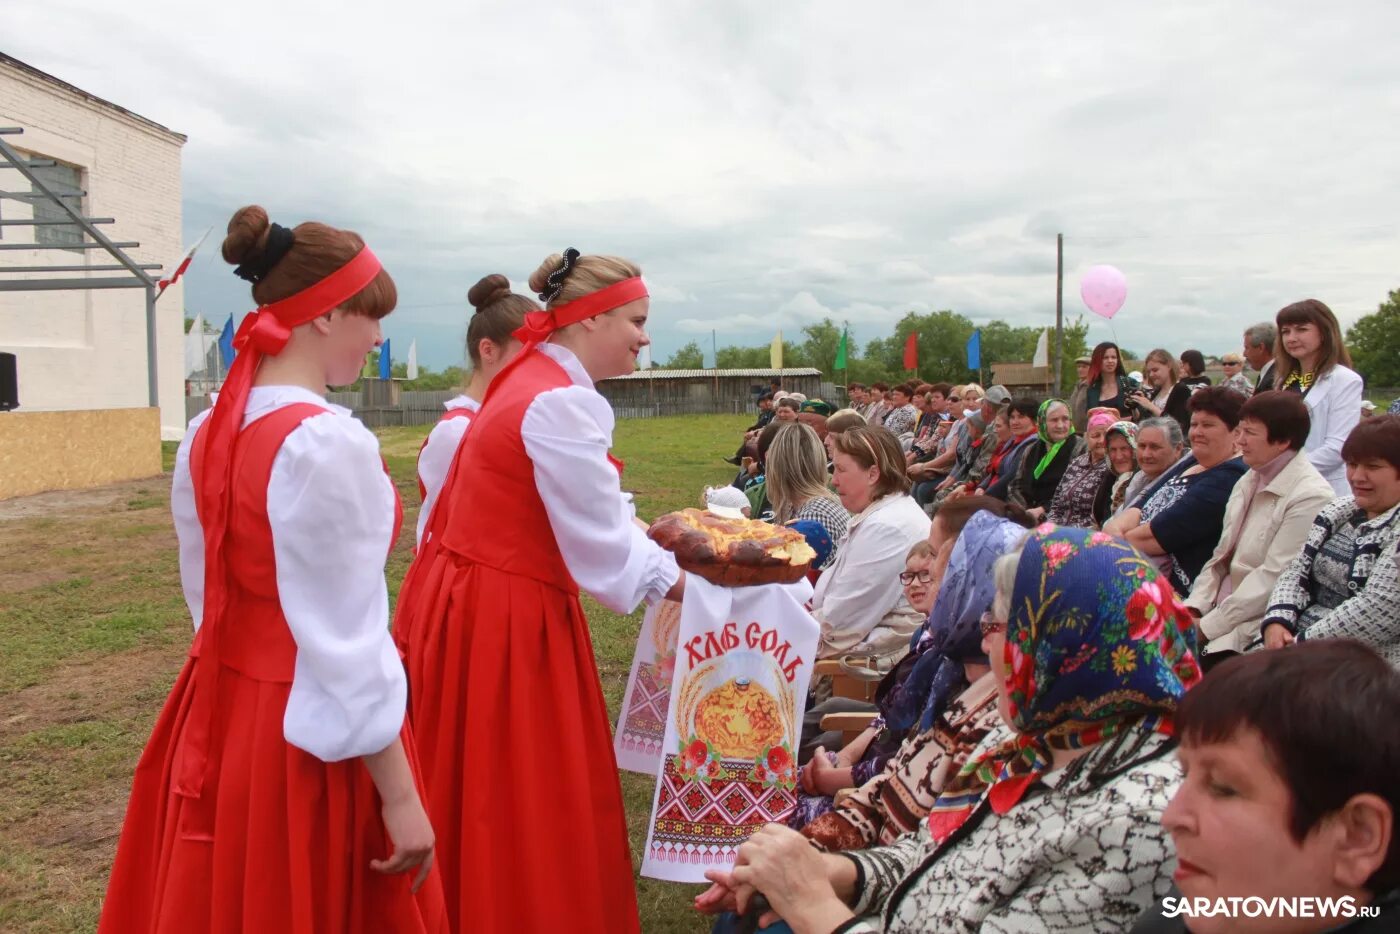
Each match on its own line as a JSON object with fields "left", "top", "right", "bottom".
{"left": 881, "top": 512, "right": 1029, "bottom": 732}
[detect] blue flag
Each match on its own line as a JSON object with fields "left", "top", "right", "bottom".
{"left": 966, "top": 329, "right": 981, "bottom": 371}
{"left": 379, "top": 338, "right": 391, "bottom": 380}
{"left": 217, "top": 314, "right": 236, "bottom": 369}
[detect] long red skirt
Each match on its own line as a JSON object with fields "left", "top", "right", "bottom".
{"left": 400, "top": 552, "right": 640, "bottom": 934}
{"left": 99, "top": 658, "right": 448, "bottom": 933}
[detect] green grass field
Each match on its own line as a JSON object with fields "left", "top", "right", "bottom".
{"left": 0, "top": 413, "right": 751, "bottom": 932}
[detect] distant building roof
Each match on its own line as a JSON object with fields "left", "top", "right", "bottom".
{"left": 602, "top": 367, "right": 822, "bottom": 381}
{"left": 0, "top": 53, "right": 186, "bottom": 143}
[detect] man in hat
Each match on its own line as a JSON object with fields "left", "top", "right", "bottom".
{"left": 1068, "top": 356, "right": 1093, "bottom": 431}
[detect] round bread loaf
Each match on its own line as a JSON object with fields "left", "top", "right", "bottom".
{"left": 647, "top": 508, "right": 815, "bottom": 586}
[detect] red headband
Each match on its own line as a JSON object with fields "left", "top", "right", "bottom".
{"left": 513, "top": 276, "right": 648, "bottom": 344}
{"left": 233, "top": 247, "right": 383, "bottom": 356}
{"left": 175, "top": 245, "right": 383, "bottom": 807}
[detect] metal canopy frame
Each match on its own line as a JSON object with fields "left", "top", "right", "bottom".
{"left": 0, "top": 126, "right": 165, "bottom": 406}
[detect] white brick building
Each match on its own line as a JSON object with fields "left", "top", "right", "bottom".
{"left": 0, "top": 53, "right": 187, "bottom": 439}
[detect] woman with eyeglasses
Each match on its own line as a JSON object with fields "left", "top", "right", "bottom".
{"left": 699, "top": 527, "right": 1201, "bottom": 933}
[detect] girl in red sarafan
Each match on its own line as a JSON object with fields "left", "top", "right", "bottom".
{"left": 99, "top": 206, "right": 446, "bottom": 933}
{"left": 395, "top": 248, "right": 686, "bottom": 933}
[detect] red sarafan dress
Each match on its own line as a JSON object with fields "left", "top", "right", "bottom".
{"left": 100, "top": 389, "right": 447, "bottom": 934}
{"left": 395, "top": 343, "right": 679, "bottom": 933}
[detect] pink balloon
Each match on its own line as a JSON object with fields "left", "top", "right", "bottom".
{"left": 1080, "top": 265, "right": 1127, "bottom": 319}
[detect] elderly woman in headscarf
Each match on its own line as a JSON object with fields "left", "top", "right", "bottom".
{"left": 1009, "top": 398, "right": 1085, "bottom": 518}
{"left": 699, "top": 527, "right": 1202, "bottom": 933}
{"left": 799, "top": 508, "right": 1030, "bottom": 853}
{"left": 1046, "top": 407, "right": 1116, "bottom": 529}
{"left": 1093, "top": 420, "right": 1140, "bottom": 527}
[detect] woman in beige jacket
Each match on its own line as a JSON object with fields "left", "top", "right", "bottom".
{"left": 1185, "top": 391, "right": 1335, "bottom": 665}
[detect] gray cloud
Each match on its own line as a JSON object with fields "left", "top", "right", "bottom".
{"left": 5, "top": 0, "right": 1400, "bottom": 370}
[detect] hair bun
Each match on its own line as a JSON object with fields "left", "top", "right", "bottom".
{"left": 221, "top": 205, "right": 270, "bottom": 266}
{"left": 467, "top": 273, "right": 514, "bottom": 311}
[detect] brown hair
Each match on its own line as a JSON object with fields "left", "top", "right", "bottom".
{"left": 906, "top": 540, "right": 934, "bottom": 562}
{"left": 1187, "top": 384, "right": 1247, "bottom": 430}
{"left": 1342, "top": 414, "right": 1400, "bottom": 472}
{"left": 221, "top": 205, "right": 395, "bottom": 318}
{"left": 830, "top": 426, "right": 910, "bottom": 498}
{"left": 1143, "top": 348, "right": 1180, "bottom": 385}
{"left": 464, "top": 274, "right": 536, "bottom": 368}
{"left": 1239, "top": 390, "right": 1311, "bottom": 451}
{"left": 1178, "top": 642, "right": 1400, "bottom": 891}
{"left": 927, "top": 382, "right": 953, "bottom": 399}
{"left": 825, "top": 408, "right": 867, "bottom": 435}
{"left": 1274, "top": 299, "right": 1352, "bottom": 382}
{"left": 527, "top": 252, "right": 640, "bottom": 309}
{"left": 934, "top": 494, "right": 1035, "bottom": 539}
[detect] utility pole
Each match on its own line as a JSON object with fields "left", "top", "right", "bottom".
{"left": 1054, "top": 233, "right": 1064, "bottom": 394}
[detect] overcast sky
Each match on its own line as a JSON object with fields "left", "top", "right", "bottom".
{"left": 6, "top": 1, "right": 1400, "bottom": 370}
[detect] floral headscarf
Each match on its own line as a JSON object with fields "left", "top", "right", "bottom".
{"left": 883, "top": 512, "right": 1029, "bottom": 733}
{"left": 1106, "top": 419, "right": 1139, "bottom": 451}
{"left": 1032, "top": 399, "right": 1075, "bottom": 480}
{"left": 927, "top": 525, "right": 1201, "bottom": 843}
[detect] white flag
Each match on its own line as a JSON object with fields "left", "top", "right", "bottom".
{"left": 183, "top": 313, "right": 206, "bottom": 377}
{"left": 1032, "top": 328, "right": 1049, "bottom": 369}
{"left": 406, "top": 339, "right": 419, "bottom": 380}
{"left": 157, "top": 226, "right": 213, "bottom": 300}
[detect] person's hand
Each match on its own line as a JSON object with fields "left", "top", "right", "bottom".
{"left": 1264, "top": 622, "right": 1295, "bottom": 650}
{"left": 1026, "top": 506, "right": 1046, "bottom": 522}
{"left": 731, "top": 824, "right": 848, "bottom": 929}
{"left": 694, "top": 870, "right": 743, "bottom": 916}
{"left": 371, "top": 790, "right": 436, "bottom": 893}
{"left": 800, "top": 747, "right": 844, "bottom": 795}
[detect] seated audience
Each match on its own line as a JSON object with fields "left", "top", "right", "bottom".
{"left": 727, "top": 391, "right": 778, "bottom": 465}
{"left": 1135, "top": 641, "right": 1400, "bottom": 932}
{"left": 1120, "top": 416, "right": 1189, "bottom": 511}
{"left": 700, "top": 526, "right": 1202, "bottom": 933}
{"left": 1093, "top": 420, "right": 1139, "bottom": 527}
{"left": 1107, "top": 388, "right": 1249, "bottom": 595}
{"left": 865, "top": 382, "right": 891, "bottom": 425}
{"left": 734, "top": 419, "right": 784, "bottom": 520}
{"left": 1046, "top": 408, "right": 1114, "bottom": 528}
{"left": 1262, "top": 416, "right": 1400, "bottom": 666}
{"left": 1184, "top": 392, "right": 1334, "bottom": 667}
{"left": 977, "top": 397, "right": 1040, "bottom": 500}
{"left": 882, "top": 383, "right": 919, "bottom": 440}
{"left": 766, "top": 423, "right": 849, "bottom": 571}
{"left": 812, "top": 427, "right": 931, "bottom": 663}
{"left": 774, "top": 396, "right": 801, "bottom": 422}
{"left": 1008, "top": 398, "right": 1085, "bottom": 515}
{"left": 914, "top": 410, "right": 986, "bottom": 511}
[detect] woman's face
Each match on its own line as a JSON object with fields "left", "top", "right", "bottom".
{"left": 1044, "top": 403, "right": 1072, "bottom": 443}
{"left": 1280, "top": 320, "right": 1323, "bottom": 367}
{"left": 1347, "top": 457, "right": 1400, "bottom": 518}
{"left": 1086, "top": 423, "right": 1108, "bottom": 460}
{"left": 1145, "top": 359, "right": 1171, "bottom": 388}
{"left": 1136, "top": 426, "right": 1179, "bottom": 476}
{"left": 902, "top": 552, "right": 938, "bottom": 615}
{"left": 831, "top": 450, "right": 878, "bottom": 513}
{"left": 776, "top": 405, "right": 799, "bottom": 422}
{"left": 1189, "top": 411, "right": 1237, "bottom": 469}
{"left": 1009, "top": 409, "right": 1035, "bottom": 436}
{"left": 1101, "top": 348, "right": 1119, "bottom": 375}
{"left": 892, "top": 389, "right": 910, "bottom": 407}
{"left": 1106, "top": 434, "right": 1135, "bottom": 475}
{"left": 1237, "top": 417, "right": 1290, "bottom": 470}
{"left": 1222, "top": 359, "right": 1244, "bottom": 379}
{"left": 994, "top": 413, "right": 1012, "bottom": 444}
{"left": 1163, "top": 730, "right": 1362, "bottom": 934}
{"left": 323, "top": 308, "right": 383, "bottom": 387}
{"left": 590, "top": 299, "right": 652, "bottom": 380}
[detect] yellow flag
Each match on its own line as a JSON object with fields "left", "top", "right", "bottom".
{"left": 770, "top": 330, "right": 783, "bottom": 369}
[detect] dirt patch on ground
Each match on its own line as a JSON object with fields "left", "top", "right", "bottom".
{"left": 0, "top": 476, "right": 167, "bottom": 522}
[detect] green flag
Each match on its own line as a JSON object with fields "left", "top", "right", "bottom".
{"left": 834, "top": 327, "right": 848, "bottom": 370}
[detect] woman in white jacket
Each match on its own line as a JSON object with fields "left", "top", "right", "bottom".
{"left": 1273, "top": 299, "right": 1364, "bottom": 494}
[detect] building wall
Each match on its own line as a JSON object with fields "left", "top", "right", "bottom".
{"left": 0, "top": 59, "right": 187, "bottom": 439}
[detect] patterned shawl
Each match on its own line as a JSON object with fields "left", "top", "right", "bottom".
{"left": 886, "top": 513, "right": 1030, "bottom": 733}
{"left": 927, "top": 525, "right": 1202, "bottom": 844}
{"left": 1032, "top": 399, "right": 1076, "bottom": 480}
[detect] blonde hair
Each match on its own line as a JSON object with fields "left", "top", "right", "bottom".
{"left": 1144, "top": 348, "right": 1180, "bottom": 384}
{"left": 766, "top": 423, "right": 839, "bottom": 523}
{"left": 527, "top": 252, "right": 641, "bottom": 309}
{"left": 826, "top": 408, "right": 867, "bottom": 435}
